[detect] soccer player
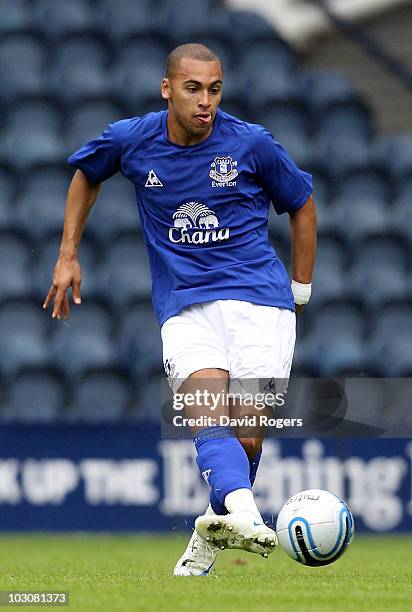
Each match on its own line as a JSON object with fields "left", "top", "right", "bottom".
{"left": 43, "top": 44, "right": 317, "bottom": 576}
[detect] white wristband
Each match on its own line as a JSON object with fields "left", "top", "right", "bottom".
{"left": 291, "top": 279, "right": 312, "bottom": 305}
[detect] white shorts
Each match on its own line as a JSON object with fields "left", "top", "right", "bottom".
{"left": 161, "top": 300, "right": 296, "bottom": 395}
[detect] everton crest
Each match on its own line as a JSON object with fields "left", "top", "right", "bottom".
{"left": 209, "top": 156, "right": 238, "bottom": 187}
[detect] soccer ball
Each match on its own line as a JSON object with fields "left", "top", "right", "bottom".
{"left": 276, "top": 489, "right": 354, "bottom": 566}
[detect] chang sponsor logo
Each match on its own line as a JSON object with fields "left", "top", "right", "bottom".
{"left": 168, "top": 201, "right": 230, "bottom": 245}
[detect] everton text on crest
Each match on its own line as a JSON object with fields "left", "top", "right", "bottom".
{"left": 209, "top": 156, "right": 238, "bottom": 187}
{"left": 169, "top": 202, "right": 230, "bottom": 245}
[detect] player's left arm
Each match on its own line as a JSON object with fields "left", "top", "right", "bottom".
{"left": 250, "top": 126, "right": 317, "bottom": 312}
{"left": 289, "top": 195, "right": 317, "bottom": 314}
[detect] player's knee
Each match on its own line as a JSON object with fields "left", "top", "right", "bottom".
{"left": 238, "top": 437, "right": 262, "bottom": 459}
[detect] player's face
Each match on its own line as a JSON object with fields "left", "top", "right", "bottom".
{"left": 162, "top": 58, "right": 223, "bottom": 144}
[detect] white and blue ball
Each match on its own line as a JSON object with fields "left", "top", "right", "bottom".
{"left": 276, "top": 489, "right": 354, "bottom": 566}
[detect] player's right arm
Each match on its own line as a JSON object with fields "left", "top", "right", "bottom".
{"left": 43, "top": 120, "right": 122, "bottom": 319}
{"left": 42, "top": 169, "right": 101, "bottom": 320}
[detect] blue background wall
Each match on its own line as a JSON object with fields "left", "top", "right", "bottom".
{"left": 0, "top": 426, "right": 411, "bottom": 532}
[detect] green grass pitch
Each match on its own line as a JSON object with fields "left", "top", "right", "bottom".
{"left": 0, "top": 534, "right": 411, "bottom": 611}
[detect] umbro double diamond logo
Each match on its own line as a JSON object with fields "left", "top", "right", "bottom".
{"left": 145, "top": 169, "right": 163, "bottom": 187}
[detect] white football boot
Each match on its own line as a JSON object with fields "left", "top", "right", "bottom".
{"left": 195, "top": 510, "right": 278, "bottom": 558}
{"left": 173, "top": 529, "right": 218, "bottom": 576}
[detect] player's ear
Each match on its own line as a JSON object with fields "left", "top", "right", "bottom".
{"left": 161, "top": 78, "right": 171, "bottom": 101}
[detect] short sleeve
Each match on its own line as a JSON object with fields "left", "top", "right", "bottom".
{"left": 252, "top": 127, "right": 313, "bottom": 215}
{"left": 68, "top": 122, "right": 121, "bottom": 184}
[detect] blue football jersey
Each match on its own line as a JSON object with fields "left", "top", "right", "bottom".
{"left": 68, "top": 109, "right": 313, "bottom": 326}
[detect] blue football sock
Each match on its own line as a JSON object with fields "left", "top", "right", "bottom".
{"left": 194, "top": 426, "right": 251, "bottom": 515}
{"left": 211, "top": 447, "right": 263, "bottom": 513}
{"left": 210, "top": 489, "right": 227, "bottom": 515}
{"left": 210, "top": 447, "right": 262, "bottom": 513}
{"left": 249, "top": 448, "right": 262, "bottom": 487}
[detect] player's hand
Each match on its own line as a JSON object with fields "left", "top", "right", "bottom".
{"left": 295, "top": 304, "right": 305, "bottom": 315}
{"left": 42, "top": 254, "right": 82, "bottom": 320}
